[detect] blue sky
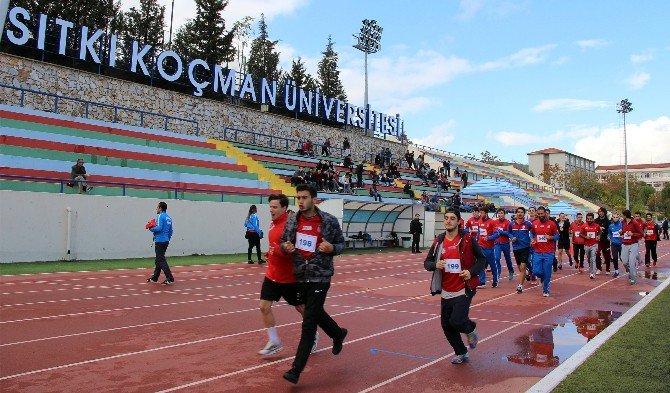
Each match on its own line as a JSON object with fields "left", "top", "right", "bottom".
{"left": 124, "top": 0, "right": 670, "bottom": 166}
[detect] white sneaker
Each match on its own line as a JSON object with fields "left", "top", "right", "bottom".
{"left": 596, "top": 270, "right": 601, "bottom": 275}
{"left": 258, "top": 341, "right": 282, "bottom": 356}
{"left": 311, "top": 331, "right": 320, "bottom": 353}
{"left": 589, "top": 274, "right": 595, "bottom": 279}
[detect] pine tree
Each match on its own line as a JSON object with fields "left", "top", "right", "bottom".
{"left": 172, "top": 0, "right": 235, "bottom": 64}
{"left": 246, "top": 14, "right": 280, "bottom": 81}
{"left": 118, "top": 0, "right": 165, "bottom": 65}
{"left": 317, "top": 35, "right": 347, "bottom": 101}
{"left": 285, "top": 57, "right": 317, "bottom": 91}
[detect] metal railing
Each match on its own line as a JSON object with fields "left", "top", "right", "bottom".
{"left": 0, "top": 83, "right": 199, "bottom": 135}
{"left": 0, "top": 174, "right": 294, "bottom": 204}
{"left": 223, "top": 127, "right": 345, "bottom": 159}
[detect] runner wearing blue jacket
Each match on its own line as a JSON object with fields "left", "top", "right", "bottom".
{"left": 509, "top": 207, "right": 533, "bottom": 293}
{"left": 147, "top": 201, "right": 174, "bottom": 285}
{"left": 607, "top": 214, "right": 623, "bottom": 278}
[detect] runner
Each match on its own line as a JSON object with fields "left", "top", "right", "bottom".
{"left": 547, "top": 209, "right": 561, "bottom": 272}
{"left": 643, "top": 213, "right": 660, "bottom": 267}
{"left": 620, "top": 210, "right": 644, "bottom": 285}
{"left": 527, "top": 207, "right": 538, "bottom": 285}
{"left": 530, "top": 207, "right": 560, "bottom": 297}
{"left": 556, "top": 213, "right": 573, "bottom": 268}
{"left": 465, "top": 209, "right": 481, "bottom": 239}
{"left": 476, "top": 206, "right": 499, "bottom": 288}
{"left": 594, "top": 207, "right": 611, "bottom": 274}
{"left": 281, "top": 184, "right": 348, "bottom": 384}
{"left": 607, "top": 213, "right": 622, "bottom": 277}
{"left": 634, "top": 212, "right": 645, "bottom": 267}
{"left": 570, "top": 213, "right": 586, "bottom": 273}
{"left": 509, "top": 207, "right": 533, "bottom": 293}
{"left": 493, "top": 209, "right": 514, "bottom": 281}
{"left": 258, "top": 194, "right": 319, "bottom": 356}
{"left": 581, "top": 213, "right": 602, "bottom": 280}
{"left": 424, "top": 207, "right": 486, "bottom": 364}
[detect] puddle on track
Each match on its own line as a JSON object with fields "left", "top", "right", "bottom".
{"left": 506, "top": 310, "right": 622, "bottom": 367}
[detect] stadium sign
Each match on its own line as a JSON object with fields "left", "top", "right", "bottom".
{"left": 3, "top": 6, "right": 404, "bottom": 138}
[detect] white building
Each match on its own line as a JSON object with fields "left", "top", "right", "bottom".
{"left": 596, "top": 163, "right": 670, "bottom": 191}
{"left": 527, "top": 148, "right": 596, "bottom": 177}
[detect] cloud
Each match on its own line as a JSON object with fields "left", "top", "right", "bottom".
{"left": 492, "top": 125, "right": 603, "bottom": 146}
{"left": 412, "top": 121, "right": 457, "bottom": 149}
{"left": 456, "top": 0, "right": 486, "bottom": 20}
{"left": 576, "top": 39, "right": 609, "bottom": 49}
{"left": 573, "top": 116, "right": 670, "bottom": 165}
{"left": 477, "top": 44, "right": 556, "bottom": 71}
{"left": 630, "top": 49, "right": 655, "bottom": 64}
{"left": 625, "top": 72, "right": 651, "bottom": 89}
{"left": 493, "top": 131, "right": 535, "bottom": 146}
{"left": 533, "top": 99, "right": 610, "bottom": 112}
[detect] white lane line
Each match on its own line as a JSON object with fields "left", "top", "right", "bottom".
{"left": 357, "top": 276, "right": 619, "bottom": 393}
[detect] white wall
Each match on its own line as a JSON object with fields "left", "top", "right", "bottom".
{"left": 0, "top": 190, "right": 291, "bottom": 263}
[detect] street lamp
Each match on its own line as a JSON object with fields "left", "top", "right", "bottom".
{"left": 617, "top": 98, "right": 633, "bottom": 210}
{"left": 353, "top": 19, "right": 383, "bottom": 134}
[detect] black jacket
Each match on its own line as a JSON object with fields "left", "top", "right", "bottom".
{"left": 595, "top": 217, "right": 611, "bottom": 242}
{"left": 410, "top": 219, "right": 422, "bottom": 234}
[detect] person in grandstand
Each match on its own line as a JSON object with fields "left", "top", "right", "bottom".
{"left": 244, "top": 205, "right": 265, "bottom": 264}
{"left": 146, "top": 201, "right": 174, "bottom": 285}
{"left": 476, "top": 206, "right": 499, "bottom": 288}
{"left": 493, "top": 209, "right": 514, "bottom": 281}
{"left": 509, "top": 207, "right": 533, "bottom": 293}
{"left": 424, "top": 207, "right": 485, "bottom": 364}
{"left": 556, "top": 213, "right": 573, "bottom": 268}
{"left": 410, "top": 214, "right": 423, "bottom": 254}
{"left": 258, "top": 194, "right": 319, "bottom": 356}
{"left": 607, "top": 213, "right": 623, "bottom": 277}
{"left": 280, "top": 184, "right": 348, "bottom": 384}
{"left": 643, "top": 213, "right": 661, "bottom": 267}
{"left": 620, "top": 210, "right": 644, "bottom": 285}
{"left": 530, "top": 207, "right": 560, "bottom": 297}
{"left": 594, "top": 207, "right": 611, "bottom": 273}
{"left": 581, "top": 213, "right": 602, "bottom": 280}
{"left": 570, "top": 213, "right": 586, "bottom": 273}
{"left": 70, "top": 158, "right": 92, "bottom": 193}
{"left": 461, "top": 170, "right": 469, "bottom": 188}
{"left": 404, "top": 150, "right": 414, "bottom": 169}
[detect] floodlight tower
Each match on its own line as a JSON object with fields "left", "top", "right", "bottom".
{"left": 353, "top": 19, "right": 383, "bottom": 133}
{"left": 617, "top": 99, "right": 633, "bottom": 210}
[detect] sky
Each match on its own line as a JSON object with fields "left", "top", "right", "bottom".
{"left": 122, "top": 0, "right": 670, "bottom": 167}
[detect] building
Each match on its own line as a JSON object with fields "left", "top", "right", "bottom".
{"left": 596, "top": 163, "right": 670, "bottom": 191}
{"left": 527, "top": 148, "right": 596, "bottom": 177}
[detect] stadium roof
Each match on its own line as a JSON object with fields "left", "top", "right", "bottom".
{"left": 596, "top": 163, "right": 670, "bottom": 170}
{"left": 527, "top": 148, "right": 568, "bottom": 155}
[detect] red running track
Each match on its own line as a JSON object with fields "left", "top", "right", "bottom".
{"left": 0, "top": 243, "right": 668, "bottom": 392}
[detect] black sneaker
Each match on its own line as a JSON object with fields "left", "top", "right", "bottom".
{"left": 146, "top": 277, "right": 158, "bottom": 283}
{"left": 258, "top": 260, "right": 266, "bottom": 264}
{"left": 283, "top": 368, "right": 300, "bottom": 384}
{"left": 332, "top": 328, "right": 348, "bottom": 355}
{"left": 247, "top": 260, "right": 254, "bottom": 264}
{"left": 161, "top": 279, "right": 174, "bottom": 285}
{"left": 492, "top": 282, "right": 498, "bottom": 288}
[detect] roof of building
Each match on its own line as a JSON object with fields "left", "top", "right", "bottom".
{"left": 596, "top": 162, "right": 670, "bottom": 171}
{"left": 527, "top": 148, "right": 567, "bottom": 155}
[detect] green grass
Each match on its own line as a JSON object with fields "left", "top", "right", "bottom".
{"left": 0, "top": 247, "right": 412, "bottom": 275}
{"left": 554, "top": 284, "right": 670, "bottom": 393}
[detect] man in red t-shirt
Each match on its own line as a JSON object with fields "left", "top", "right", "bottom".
{"left": 477, "top": 206, "right": 499, "bottom": 288}
{"left": 424, "top": 207, "right": 486, "bottom": 364}
{"left": 581, "top": 212, "right": 602, "bottom": 279}
{"left": 258, "top": 194, "right": 320, "bottom": 356}
{"left": 493, "top": 209, "right": 514, "bottom": 281}
{"left": 530, "top": 207, "right": 560, "bottom": 296}
{"left": 570, "top": 213, "right": 586, "bottom": 272}
{"left": 465, "top": 210, "right": 481, "bottom": 238}
{"left": 643, "top": 213, "right": 660, "bottom": 266}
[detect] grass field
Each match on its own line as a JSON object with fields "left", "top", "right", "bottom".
{"left": 554, "top": 284, "right": 670, "bottom": 393}
{"left": 0, "top": 246, "right": 411, "bottom": 275}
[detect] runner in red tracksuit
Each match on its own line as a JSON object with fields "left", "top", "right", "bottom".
{"left": 643, "top": 213, "right": 660, "bottom": 266}
{"left": 530, "top": 207, "right": 560, "bottom": 297}
{"left": 465, "top": 210, "right": 481, "bottom": 238}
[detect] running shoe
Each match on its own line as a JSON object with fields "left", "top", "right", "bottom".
{"left": 589, "top": 274, "right": 595, "bottom": 280}
{"left": 525, "top": 274, "right": 531, "bottom": 282}
{"left": 569, "top": 260, "right": 573, "bottom": 266}
{"left": 258, "top": 341, "right": 282, "bottom": 356}
{"left": 477, "top": 284, "right": 487, "bottom": 289}
{"left": 578, "top": 267, "right": 583, "bottom": 273}
{"left": 283, "top": 368, "right": 300, "bottom": 384}
{"left": 630, "top": 279, "right": 637, "bottom": 285}
{"left": 530, "top": 279, "right": 538, "bottom": 285}
{"left": 516, "top": 285, "right": 523, "bottom": 294}
{"left": 161, "top": 279, "right": 174, "bottom": 285}
{"left": 553, "top": 266, "right": 558, "bottom": 273}
{"left": 146, "top": 277, "right": 158, "bottom": 283}
{"left": 653, "top": 261, "right": 657, "bottom": 266}
{"left": 613, "top": 271, "right": 620, "bottom": 278}
{"left": 258, "top": 259, "right": 266, "bottom": 264}
{"left": 467, "top": 328, "right": 478, "bottom": 349}
{"left": 311, "top": 331, "right": 320, "bottom": 353}
{"left": 558, "top": 264, "right": 563, "bottom": 270}
{"left": 645, "top": 263, "right": 650, "bottom": 268}
{"left": 624, "top": 265, "right": 630, "bottom": 273}
{"left": 508, "top": 272, "right": 514, "bottom": 280}
{"left": 606, "top": 270, "right": 611, "bottom": 273}
{"left": 451, "top": 353, "right": 469, "bottom": 364}
{"left": 492, "top": 282, "right": 498, "bottom": 288}
{"left": 332, "top": 328, "right": 348, "bottom": 355}
{"left": 543, "top": 292, "right": 550, "bottom": 297}
{"left": 247, "top": 260, "right": 254, "bottom": 264}
{"left": 596, "top": 270, "right": 601, "bottom": 275}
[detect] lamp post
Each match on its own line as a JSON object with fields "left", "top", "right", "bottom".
{"left": 353, "top": 19, "right": 383, "bottom": 135}
{"left": 617, "top": 99, "right": 633, "bottom": 210}
{"left": 168, "top": 0, "right": 175, "bottom": 48}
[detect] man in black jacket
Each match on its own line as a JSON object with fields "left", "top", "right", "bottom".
{"left": 595, "top": 207, "right": 612, "bottom": 273}
{"left": 410, "top": 214, "right": 423, "bottom": 253}
{"left": 424, "top": 207, "right": 486, "bottom": 364}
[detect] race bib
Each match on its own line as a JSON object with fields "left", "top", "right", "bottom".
{"left": 587, "top": 232, "right": 596, "bottom": 239}
{"left": 612, "top": 232, "right": 621, "bottom": 238}
{"left": 646, "top": 230, "right": 654, "bottom": 235}
{"left": 537, "top": 235, "right": 548, "bottom": 243}
{"left": 623, "top": 233, "right": 632, "bottom": 240}
{"left": 296, "top": 232, "right": 317, "bottom": 253}
{"left": 470, "top": 225, "right": 479, "bottom": 233}
{"left": 479, "top": 228, "right": 487, "bottom": 236}
{"left": 574, "top": 231, "right": 580, "bottom": 238}
{"left": 444, "top": 258, "right": 462, "bottom": 273}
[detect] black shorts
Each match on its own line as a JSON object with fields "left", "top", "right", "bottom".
{"left": 513, "top": 248, "right": 530, "bottom": 266}
{"left": 557, "top": 242, "right": 571, "bottom": 250}
{"left": 260, "top": 277, "right": 302, "bottom": 306}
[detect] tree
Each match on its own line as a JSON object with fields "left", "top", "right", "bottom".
{"left": 658, "top": 184, "right": 670, "bottom": 216}
{"left": 565, "top": 169, "right": 604, "bottom": 202}
{"left": 540, "top": 164, "right": 567, "bottom": 189}
{"left": 480, "top": 151, "right": 503, "bottom": 165}
{"left": 285, "top": 57, "right": 317, "bottom": 91}
{"left": 172, "top": 0, "right": 235, "bottom": 65}
{"left": 317, "top": 35, "right": 347, "bottom": 101}
{"left": 118, "top": 0, "right": 165, "bottom": 65}
{"left": 246, "top": 14, "right": 280, "bottom": 81}
{"left": 232, "top": 16, "right": 254, "bottom": 73}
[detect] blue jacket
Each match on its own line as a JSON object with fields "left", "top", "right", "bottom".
{"left": 150, "top": 211, "right": 173, "bottom": 242}
{"left": 608, "top": 221, "right": 623, "bottom": 245}
{"left": 508, "top": 220, "right": 533, "bottom": 250}
{"left": 244, "top": 213, "right": 262, "bottom": 233}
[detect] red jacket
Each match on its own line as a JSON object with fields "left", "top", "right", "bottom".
{"left": 425, "top": 230, "right": 486, "bottom": 294}
{"left": 494, "top": 218, "right": 511, "bottom": 243}
{"left": 643, "top": 221, "right": 660, "bottom": 241}
{"left": 531, "top": 218, "right": 559, "bottom": 253}
{"left": 621, "top": 219, "right": 643, "bottom": 245}
{"left": 266, "top": 213, "right": 296, "bottom": 283}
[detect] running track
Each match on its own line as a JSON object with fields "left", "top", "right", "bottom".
{"left": 1, "top": 242, "right": 668, "bottom": 392}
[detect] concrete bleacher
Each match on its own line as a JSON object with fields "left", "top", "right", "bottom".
{"left": 0, "top": 106, "right": 281, "bottom": 203}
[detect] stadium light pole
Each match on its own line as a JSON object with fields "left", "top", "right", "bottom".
{"left": 168, "top": 0, "right": 175, "bottom": 48}
{"left": 353, "top": 19, "right": 383, "bottom": 135}
{"left": 617, "top": 99, "right": 633, "bottom": 210}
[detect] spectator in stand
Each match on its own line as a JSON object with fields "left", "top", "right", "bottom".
{"left": 322, "top": 138, "right": 331, "bottom": 156}
{"left": 296, "top": 139, "right": 304, "bottom": 155}
{"left": 313, "top": 169, "right": 324, "bottom": 191}
{"left": 316, "top": 160, "right": 325, "bottom": 171}
{"left": 461, "top": 170, "right": 469, "bottom": 188}
{"left": 343, "top": 137, "right": 350, "bottom": 152}
{"left": 70, "top": 158, "right": 93, "bottom": 193}
{"left": 379, "top": 171, "right": 392, "bottom": 187}
{"left": 427, "top": 168, "right": 437, "bottom": 185}
{"left": 452, "top": 192, "right": 461, "bottom": 210}
{"left": 403, "top": 182, "right": 414, "bottom": 201}
{"left": 444, "top": 160, "right": 451, "bottom": 177}
{"left": 370, "top": 180, "right": 383, "bottom": 202}
{"left": 429, "top": 193, "right": 440, "bottom": 212}
{"left": 415, "top": 154, "right": 424, "bottom": 172}
{"left": 374, "top": 154, "right": 381, "bottom": 166}
{"left": 341, "top": 173, "right": 352, "bottom": 194}
{"left": 454, "top": 167, "right": 461, "bottom": 177}
{"left": 291, "top": 167, "right": 306, "bottom": 186}
{"left": 405, "top": 150, "right": 415, "bottom": 169}
{"left": 438, "top": 175, "right": 451, "bottom": 192}
{"left": 304, "top": 168, "right": 314, "bottom": 186}
{"left": 343, "top": 155, "right": 353, "bottom": 170}
{"left": 384, "top": 148, "right": 392, "bottom": 166}
{"left": 301, "top": 140, "right": 310, "bottom": 156}
{"left": 356, "top": 163, "right": 364, "bottom": 188}
{"left": 327, "top": 161, "right": 335, "bottom": 172}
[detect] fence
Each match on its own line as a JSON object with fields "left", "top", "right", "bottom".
{"left": 223, "top": 127, "right": 345, "bottom": 159}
